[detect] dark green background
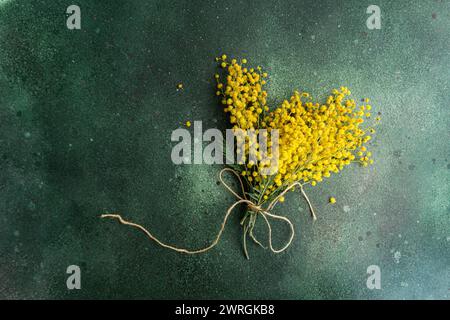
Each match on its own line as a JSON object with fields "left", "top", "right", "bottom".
{"left": 0, "top": 0, "right": 449, "bottom": 299}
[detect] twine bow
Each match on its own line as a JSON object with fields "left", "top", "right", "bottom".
{"left": 101, "top": 168, "right": 316, "bottom": 259}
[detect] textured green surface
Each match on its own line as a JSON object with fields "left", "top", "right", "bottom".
{"left": 0, "top": 0, "right": 449, "bottom": 299}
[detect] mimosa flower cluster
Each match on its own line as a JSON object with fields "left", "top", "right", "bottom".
{"left": 215, "top": 55, "right": 378, "bottom": 205}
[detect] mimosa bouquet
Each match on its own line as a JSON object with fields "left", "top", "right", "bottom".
{"left": 102, "top": 55, "right": 378, "bottom": 259}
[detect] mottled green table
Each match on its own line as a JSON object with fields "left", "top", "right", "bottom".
{"left": 0, "top": 0, "right": 448, "bottom": 299}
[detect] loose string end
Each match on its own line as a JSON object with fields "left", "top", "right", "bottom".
{"left": 299, "top": 185, "right": 318, "bottom": 221}
{"left": 101, "top": 213, "right": 121, "bottom": 220}
{"left": 243, "top": 225, "right": 250, "bottom": 260}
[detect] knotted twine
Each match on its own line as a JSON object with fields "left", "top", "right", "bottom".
{"left": 101, "top": 168, "right": 317, "bottom": 259}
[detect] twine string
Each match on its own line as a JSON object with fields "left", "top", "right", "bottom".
{"left": 101, "top": 168, "right": 316, "bottom": 257}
